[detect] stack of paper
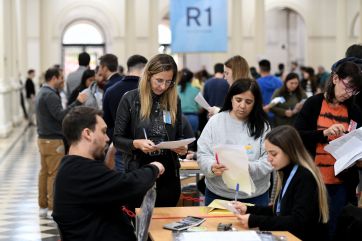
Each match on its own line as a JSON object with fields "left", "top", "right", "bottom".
{"left": 324, "top": 127, "right": 362, "bottom": 175}
{"left": 214, "top": 145, "right": 255, "bottom": 195}
{"left": 207, "top": 199, "right": 254, "bottom": 214}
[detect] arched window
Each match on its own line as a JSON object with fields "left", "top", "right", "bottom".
{"left": 62, "top": 22, "right": 105, "bottom": 77}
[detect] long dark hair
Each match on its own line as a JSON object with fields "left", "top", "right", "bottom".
{"left": 278, "top": 72, "right": 304, "bottom": 100}
{"left": 220, "top": 79, "right": 269, "bottom": 139}
{"left": 325, "top": 61, "right": 362, "bottom": 103}
{"left": 80, "top": 69, "right": 95, "bottom": 90}
{"left": 178, "top": 68, "right": 193, "bottom": 93}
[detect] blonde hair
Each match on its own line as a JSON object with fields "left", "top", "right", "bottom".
{"left": 138, "top": 54, "right": 178, "bottom": 125}
{"left": 224, "top": 55, "right": 250, "bottom": 81}
{"left": 267, "top": 125, "right": 329, "bottom": 223}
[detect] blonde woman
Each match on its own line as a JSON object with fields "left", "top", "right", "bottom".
{"left": 224, "top": 55, "right": 250, "bottom": 85}
{"left": 208, "top": 55, "right": 250, "bottom": 116}
{"left": 233, "top": 125, "right": 329, "bottom": 241}
{"left": 113, "top": 54, "right": 186, "bottom": 207}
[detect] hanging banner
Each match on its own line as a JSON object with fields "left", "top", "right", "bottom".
{"left": 170, "top": 0, "right": 227, "bottom": 53}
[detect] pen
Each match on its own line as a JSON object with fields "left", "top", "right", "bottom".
{"left": 215, "top": 153, "right": 220, "bottom": 165}
{"left": 143, "top": 128, "right": 148, "bottom": 140}
{"left": 234, "top": 183, "right": 239, "bottom": 202}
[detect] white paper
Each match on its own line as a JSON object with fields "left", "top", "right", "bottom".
{"left": 324, "top": 127, "right": 362, "bottom": 175}
{"left": 176, "top": 231, "right": 262, "bottom": 241}
{"left": 218, "top": 200, "right": 240, "bottom": 214}
{"left": 155, "top": 137, "right": 196, "bottom": 149}
{"left": 270, "top": 96, "right": 286, "bottom": 104}
{"left": 194, "top": 92, "right": 211, "bottom": 110}
{"left": 214, "top": 145, "right": 255, "bottom": 195}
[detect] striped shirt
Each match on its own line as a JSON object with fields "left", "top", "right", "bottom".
{"left": 315, "top": 99, "right": 349, "bottom": 184}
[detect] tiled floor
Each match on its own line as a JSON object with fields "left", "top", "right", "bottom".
{"left": 0, "top": 126, "right": 60, "bottom": 241}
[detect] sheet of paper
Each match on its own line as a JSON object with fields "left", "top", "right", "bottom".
{"left": 325, "top": 127, "right": 362, "bottom": 151}
{"left": 175, "top": 231, "right": 262, "bottom": 241}
{"left": 214, "top": 145, "right": 255, "bottom": 195}
{"left": 194, "top": 92, "right": 211, "bottom": 110}
{"left": 207, "top": 199, "right": 232, "bottom": 214}
{"left": 334, "top": 152, "right": 362, "bottom": 175}
{"left": 324, "top": 127, "right": 362, "bottom": 175}
{"left": 270, "top": 96, "right": 286, "bottom": 104}
{"left": 155, "top": 137, "right": 196, "bottom": 149}
{"left": 208, "top": 199, "right": 254, "bottom": 213}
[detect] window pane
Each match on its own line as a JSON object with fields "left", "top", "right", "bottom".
{"left": 85, "top": 46, "right": 105, "bottom": 69}
{"left": 63, "top": 23, "right": 104, "bottom": 44}
{"left": 63, "top": 47, "right": 83, "bottom": 78}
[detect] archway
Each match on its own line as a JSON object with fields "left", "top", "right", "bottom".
{"left": 62, "top": 21, "right": 105, "bottom": 77}
{"left": 265, "top": 7, "right": 306, "bottom": 73}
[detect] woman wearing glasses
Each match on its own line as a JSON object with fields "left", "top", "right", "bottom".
{"left": 294, "top": 57, "right": 362, "bottom": 240}
{"left": 113, "top": 54, "right": 186, "bottom": 207}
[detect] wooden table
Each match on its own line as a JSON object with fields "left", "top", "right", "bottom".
{"left": 146, "top": 206, "right": 301, "bottom": 241}
{"left": 179, "top": 161, "right": 201, "bottom": 183}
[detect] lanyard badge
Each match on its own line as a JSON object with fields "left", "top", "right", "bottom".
{"left": 163, "top": 110, "right": 172, "bottom": 124}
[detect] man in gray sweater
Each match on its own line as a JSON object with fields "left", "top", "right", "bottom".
{"left": 66, "top": 52, "right": 90, "bottom": 98}
{"left": 35, "top": 67, "right": 87, "bottom": 219}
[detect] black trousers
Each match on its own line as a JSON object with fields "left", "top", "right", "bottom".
{"left": 154, "top": 168, "right": 181, "bottom": 207}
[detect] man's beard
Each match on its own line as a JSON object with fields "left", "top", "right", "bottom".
{"left": 93, "top": 149, "right": 106, "bottom": 161}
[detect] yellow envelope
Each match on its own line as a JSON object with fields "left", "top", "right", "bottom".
{"left": 207, "top": 199, "right": 254, "bottom": 214}
{"left": 208, "top": 199, "right": 232, "bottom": 214}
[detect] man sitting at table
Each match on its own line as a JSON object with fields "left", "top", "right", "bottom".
{"left": 52, "top": 106, "right": 164, "bottom": 241}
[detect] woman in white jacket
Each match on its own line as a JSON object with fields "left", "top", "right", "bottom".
{"left": 197, "top": 79, "right": 272, "bottom": 206}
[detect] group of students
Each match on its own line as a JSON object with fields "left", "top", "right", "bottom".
{"left": 53, "top": 50, "right": 362, "bottom": 241}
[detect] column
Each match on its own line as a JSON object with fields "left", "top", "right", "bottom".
{"left": 125, "top": 0, "right": 136, "bottom": 58}
{"left": 254, "top": 0, "right": 265, "bottom": 56}
{"left": 359, "top": 0, "right": 362, "bottom": 43}
{"left": 230, "top": 0, "right": 243, "bottom": 55}
{"left": 148, "top": 0, "right": 159, "bottom": 57}
{"left": 336, "top": 0, "right": 347, "bottom": 58}
{"left": 26, "top": 0, "right": 41, "bottom": 84}
{"left": 0, "top": 0, "right": 15, "bottom": 137}
{"left": 11, "top": 0, "right": 23, "bottom": 125}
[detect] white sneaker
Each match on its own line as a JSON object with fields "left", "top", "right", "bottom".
{"left": 39, "top": 208, "right": 48, "bottom": 218}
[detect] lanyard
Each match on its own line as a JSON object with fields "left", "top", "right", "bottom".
{"left": 276, "top": 164, "right": 298, "bottom": 215}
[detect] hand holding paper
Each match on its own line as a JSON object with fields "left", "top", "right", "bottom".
{"left": 214, "top": 145, "right": 255, "bottom": 195}
{"left": 270, "top": 96, "right": 286, "bottom": 105}
{"left": 211, "top": 162, "right": 228, "bottom": 176}
{"left": 155, "top": 137, "right": 196, "bottom": 149}
{"left": 324, "top": 127, "right": 362, "bottom": 175}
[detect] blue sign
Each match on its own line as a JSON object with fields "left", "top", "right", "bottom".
{"left": 170, "top": 0, "right": 227, "bottom": 53}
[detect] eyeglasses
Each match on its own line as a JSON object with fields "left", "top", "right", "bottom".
{"left": 339, "top": 78, "right": 360, "bottom": 95}
{"left": 153, "top": 78, "right": 175, "bottom": 87}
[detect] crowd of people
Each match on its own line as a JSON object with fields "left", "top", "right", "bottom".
{"left": 21, "top": 43, "right": 362, "bottom": 241}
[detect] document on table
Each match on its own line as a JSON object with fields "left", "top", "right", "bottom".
{"left": 194, "top": 92, "right": 211, "bottom": 110}
{"left": 155, "top": 137, "right": 196, "bottom": 149}
{"left": 174, "top": 231, "right": 262, "bottom": 241}
{"left": 324, "top": 127, "right": 362, "bottom": 175}
{"left": 207, "top": 199, "right": 254, "bottom": 214}
{"left": 214, "top": 145, "right": 255, "bottom": 195}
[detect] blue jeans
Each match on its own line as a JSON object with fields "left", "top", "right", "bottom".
{"left": 115, "top": 150, "right": 125, "bottom": 173}
{"left": 184, "top": 114, "right": 199, "bottom": 133}
{"left": 326, "top": 184, "right": 348, "bottom": 240}
{"left": 204, "top": 187, "right": 269, "bottom": 206}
